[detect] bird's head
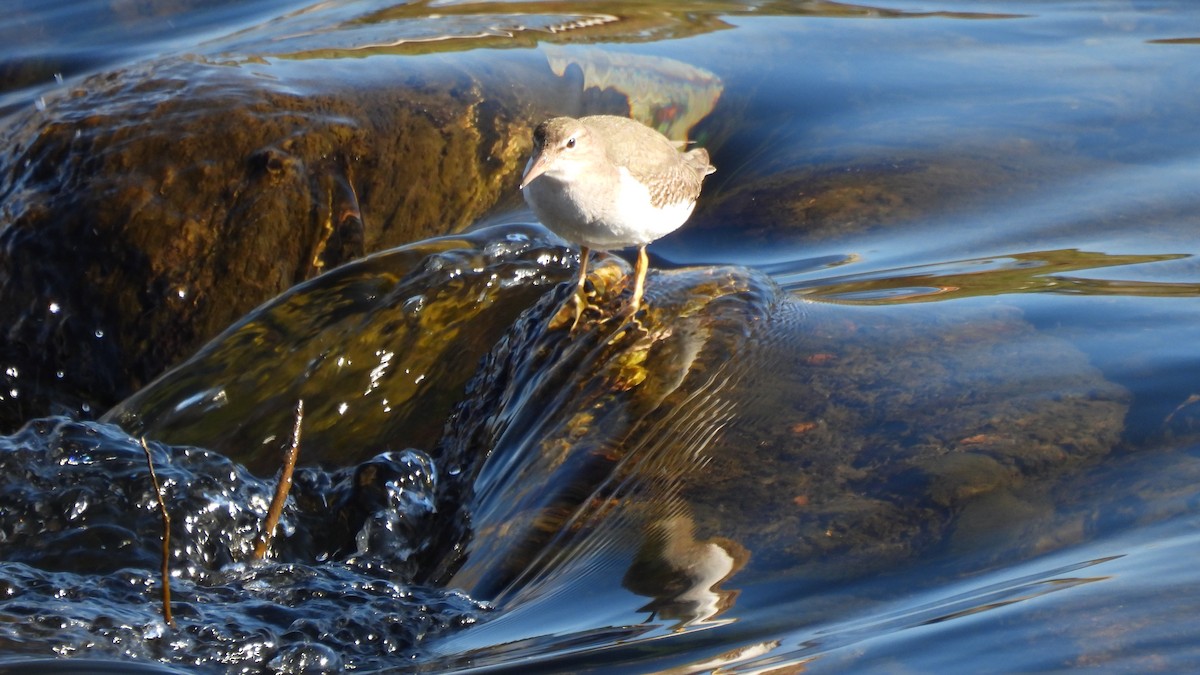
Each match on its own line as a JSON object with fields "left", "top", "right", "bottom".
{"left": 520, "top": 117, "right": 602, "bottom": 190}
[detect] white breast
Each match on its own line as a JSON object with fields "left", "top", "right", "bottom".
{"left": 603, "top": 167, "right": 697, "bottom": 247}
{"left": 523, "top": 166, "right": 696, "bottom": 251}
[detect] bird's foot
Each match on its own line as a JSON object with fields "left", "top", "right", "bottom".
{"left": 548, "top": 291, "right": 583, "bottom": 331}
{"left": 617, "top": 297, "right": 648, "bottom": 336}
{"left": 548, "top": 261, "right": 634, "bottom": 332}
{"left": 548, "top": 281, "right": 601, "bottom": 332}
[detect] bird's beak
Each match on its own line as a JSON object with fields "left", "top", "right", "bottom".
{"left": 520, "top": 150, "right": 551, "bottom": 190}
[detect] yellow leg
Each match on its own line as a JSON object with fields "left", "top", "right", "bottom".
{"left": 630, "top": 245, "right": 649, "bottom": 315}
{"left": 569, "top": 246, "right": 589, "bottom": 330}
{"left": 576, "top": 246, "right": 590, "bottom": 299}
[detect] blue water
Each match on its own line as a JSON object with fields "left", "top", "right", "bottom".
{"left": 3, "top": 0, "right": 1200, "bottom": 671}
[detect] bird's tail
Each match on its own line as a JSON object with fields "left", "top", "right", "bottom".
{"left": 683, "top": 148, "right": 716, "bottom": 177}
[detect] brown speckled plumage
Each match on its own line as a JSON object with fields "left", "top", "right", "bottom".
{"left": 520, "top": 114, "right": 715, "bottom": 322}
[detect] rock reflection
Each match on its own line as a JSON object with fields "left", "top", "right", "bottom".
{"left": 545, "top": 47, "right": 723, "bottom": 140}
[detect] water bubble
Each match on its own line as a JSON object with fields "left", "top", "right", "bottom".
{"left": 141, "top": 620, "right": 165, "bottom": 640}
{"left": 352, "top": 449, "right": 438, "bottom": 561}
{"left": 402, "top": 295, "right": 425, "bottom": 315}
{"left": 67, "top": 494, "right": 89, "bottom": 520}
{"left": 267, "top": 642, "right": 343, "bottom": 674}
{"left": 0, "top": 419, "right": 488, "bottom": 667}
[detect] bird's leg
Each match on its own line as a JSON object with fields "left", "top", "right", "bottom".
{"left": 549, "top": 246, "right": 592, "bottom": 331}
{"left": 569, "top": 245, "right": 590, "bottom": 330}
{"left": 629, "top": 245, "right": 649, "bottom": 315}
{"left": 576, "top": 246, "right": 590, "bottom": 300}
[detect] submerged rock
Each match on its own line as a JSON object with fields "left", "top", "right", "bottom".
{"left": 106, "top": 224, "right": 1128, "bottom": 613}
{"left": 428, "top": 245, "right": 1129, "bottom": 611}
{"left": 103, "top": 224, "right": 579, "bottom": 474}
{"left": 0, "top": 224, "right": 1129, "bottom": 667}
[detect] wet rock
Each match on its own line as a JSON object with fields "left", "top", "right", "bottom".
{"left": 431, "top": 258, "right": 779, "bottom": 596}
{"left": 0, "top": 224, "right": 1131, "bottom": 667}
{"left": 693, "top": 151, "right": 1074, "bottom": 249}
{"left": 0, "top": 0, "right": 746, "bottom": 433}
{"left": 0, "top": 54, "right": 545, "bottom": 430}
{"left": 406, "top": 229, "right": 1128, "bottom": 597}
{"left": 0, "top": 0, "right": 757, "bottom": 432}
{"left": 101, "top": 224, "right": 1128, "bottom": 603}
{"left": 103, "top": 224, "right": 579, "bottom": 474}
{"left": 684, "top": 299, "right": 1129, "bottom": 583}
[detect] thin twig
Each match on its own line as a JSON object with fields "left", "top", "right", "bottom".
{"left": 140, "top": 437, "right": 175, "bottom": 628}
{"left": 254, "top": 399, "right": 304, "bottom": 560}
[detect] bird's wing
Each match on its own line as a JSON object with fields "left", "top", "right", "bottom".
{"left": 583, "top": 116, "right": 713, "bottom": 202}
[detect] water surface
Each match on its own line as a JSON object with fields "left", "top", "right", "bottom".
{"left": 2, "top": 0, "right": 1200, "bottom": 672}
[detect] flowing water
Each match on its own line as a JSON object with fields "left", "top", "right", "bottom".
{"left": 2, "top": 0, "right": 1200, "bottom": 672}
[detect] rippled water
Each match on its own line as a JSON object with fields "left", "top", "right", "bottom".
{"left": 3, "top": 0, "right": 1200, "bottom": 672}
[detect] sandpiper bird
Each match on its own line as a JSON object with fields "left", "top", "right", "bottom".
{"left": 520, "top": 114, "right": 715, "bottom": 327}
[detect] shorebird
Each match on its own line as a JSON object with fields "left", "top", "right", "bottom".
{"left": 520, "top": 115, "right": 714, "bottom": 327}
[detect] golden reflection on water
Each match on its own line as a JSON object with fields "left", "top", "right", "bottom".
{"left": 212, "top": 1, "right": 1024, "bottom": 60}
{"left": 791, "top": 249, "right": 1198, "bottom": 304}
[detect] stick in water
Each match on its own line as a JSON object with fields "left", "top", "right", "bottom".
{"left": 254, "top": 399, "right": 304, "bottom": 559}
{"left": 140, "top": 437, "right": 175, "bottom": 628}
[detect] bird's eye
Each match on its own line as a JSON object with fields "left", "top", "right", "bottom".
{"left": 566, "top": 137, "right": 576, "bottom": 149}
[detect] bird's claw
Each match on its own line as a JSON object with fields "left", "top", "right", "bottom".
{"left": 548, "top": 287, "right": 590, "bottom": 332}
